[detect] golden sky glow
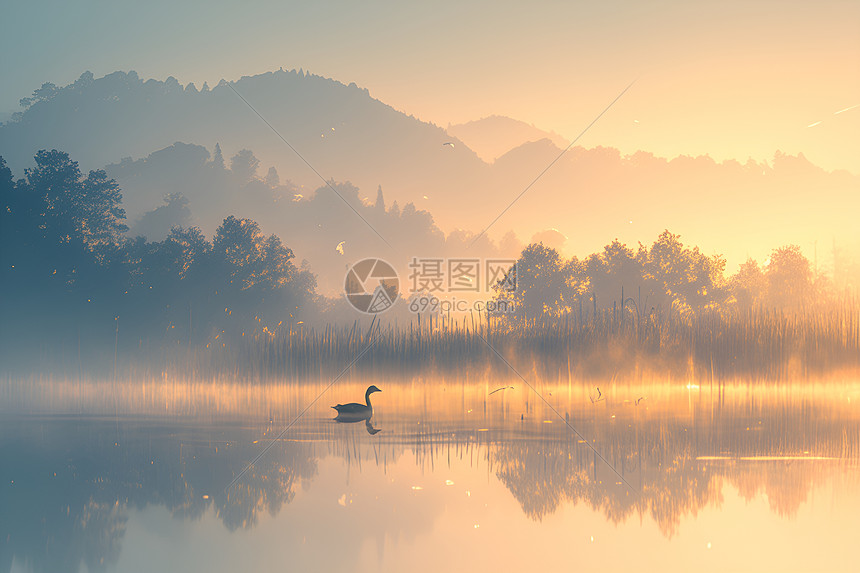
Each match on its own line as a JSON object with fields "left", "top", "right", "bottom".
{"left": 2, "top": 1, "right": 857, "bottom": 172}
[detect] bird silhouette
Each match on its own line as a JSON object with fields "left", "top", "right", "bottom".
{"left": 332, "top": 385, "right": 381, "bottom": 420}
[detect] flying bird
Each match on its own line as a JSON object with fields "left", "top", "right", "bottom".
{"left": 442, "top": 142, "right": 455, "bottom": 148}
{"left": 335, "top": 241, "right": 345, "bottom": 255}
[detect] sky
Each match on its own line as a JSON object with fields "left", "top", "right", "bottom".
{"left": 1, "top": 0, "right": 858, "bottom": 172}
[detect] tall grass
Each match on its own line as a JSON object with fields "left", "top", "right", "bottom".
{"left": 163, "top": 301, "right": 860, "bottom": 384}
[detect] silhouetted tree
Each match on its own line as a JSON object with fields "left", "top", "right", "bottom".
{"left": 375, "top": 185, "right": 385, "bottom": 212}
{"left": 730, "top": 258, "right": 767, "bottom": 311}
{"left": 230, "top": 149, "right": 259, "bottom": 182}
{"left": 646, "top": 230, "right": 725, "bottom": 313}
{"left": 0, "top": 149, "right": 324, "bottom": 366}
{"left": 265, "top": 166, "right": 280, "bottom": 188}
{"left": 499, "top": 243, "right": 569, "bottom": 318}
{"left": 212, "top": 142, "right": 225, "bottom": 169}
{"left": 213, "top": 216, "right": 294, "bottom": 292}
{"left": 585, "top": 239, "right": 648, "bottom": 311}
{"left": 166, "top": 226, "right": 212, "bottom": 281}
{"left": 19, "top": 82, "right": 59, "bottom": 109}
{"left": 766, "top": 245, "right": 811, "bottom": 309}
{"left": 24, "top": 149, "right": 127, "bottom": 251}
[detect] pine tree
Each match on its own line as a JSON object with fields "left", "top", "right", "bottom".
{"left": 265, "top": 166, "right": 280, "bottom": 188}
{"left": 375, "top": 185, "right": 385, "bottom": 212}
{"left": 212, "top": 143, "right": 225, "bottom": 169}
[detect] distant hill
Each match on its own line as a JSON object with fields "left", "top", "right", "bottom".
{"left": 447, "top": 115, "right": 568, "bottom": 162}
{"left": 2, "top": 70, "right": 858, "bottom": 273}
{"left": 103, "top": 141, "right": 520, "bottom": 294}
{"left": 0, "top": 69, "right": 489, "bottom": 223}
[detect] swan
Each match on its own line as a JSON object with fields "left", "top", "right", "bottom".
{"left": 332, "top": 385, "right": 381, "bottom": 418}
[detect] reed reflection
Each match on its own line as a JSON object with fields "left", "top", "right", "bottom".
{"left": 0, "top": 380, "right": 857, "bottom": 572}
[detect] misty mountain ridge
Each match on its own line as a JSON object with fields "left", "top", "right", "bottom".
{"left": 447, "top": 115, "right": 569, "bottom": 162}
{"left": 2, "top": 69, "right": 858, "bottom": 273}
{"left": 104, "top": 140, "right": 519, "bottom": 294}
{"left": 0, "top": 69, "right": 487, "bottom": 222}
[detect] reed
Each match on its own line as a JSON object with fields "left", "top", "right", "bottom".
{"left": 154, "top": 300, "right": 860, "bottom": 384}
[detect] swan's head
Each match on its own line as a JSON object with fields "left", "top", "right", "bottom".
{"left": 367, "top": 385, "right": 382, "bottom": 395}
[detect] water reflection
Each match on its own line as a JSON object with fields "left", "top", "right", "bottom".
{"left": 333, "top": 412, "right": 382, "bottom": 435}
{"left": 1, "top": 379, "right": 858, "bottom": 572}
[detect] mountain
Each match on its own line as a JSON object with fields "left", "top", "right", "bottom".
{"left": 446, "top": 115, "right": 569, "bottom": 162}
{"left": 2, "top": 70, "right": 858, "bottom": 274}
{"left": 0, "top": 69, "right": 489, "bottom": 226}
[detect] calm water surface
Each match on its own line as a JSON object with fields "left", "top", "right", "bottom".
{"left": 2, "top": 378, "right": 859, "bottom": 572}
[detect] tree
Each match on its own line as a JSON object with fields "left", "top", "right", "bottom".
{"left": 23, "top": 150, "right": 127, "bottom": 250}
{"left": 78, "top": 169, "right": 129, "bottom": 251}
{"left": 212, "top": 143, "right": 225, "bottom": 169}
{"left": 375, "top": 185, "right": 385, "bottom": 212}
{"left": 497, "top": 243, "right": 569, "bottom": 319}
{"left": 766, "top": 245, "right": 811, "bottom": 309}
{"left": 213, "top": 216, "right": 294, "bottom": 291}
{"left": 19, "top": 82, "right": 59, "bottom": 109}
{"left": 584, "top": 239, "right": 646, "bottom": 311}
{"left": 265, "top": 166, "right": 280, "bottom": 188}
{"left": 166, "top": 226, "right": 211, "bottom": 281}
{"left": 729, "top": 258, "right": 766, "bottom": 311}
{"left": 646, "top": 230, "right": 723, "bottom": 313}
{"left": 230, "top": 149, "right": 259, "bottom": 182}
{"left": 257, "top": 234, "right": 296, "bottom": 289}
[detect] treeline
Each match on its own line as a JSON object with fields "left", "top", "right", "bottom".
{"left": 495, "top": 235, "right": 848, "bottom": 321}
{"left": 0, "top": 150, "right": 319, "bottom": 368}
{"left": 2, "top": 148, "right": 857, "bottom": 378}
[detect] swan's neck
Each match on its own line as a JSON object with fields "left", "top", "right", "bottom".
{"left": 365, "top": 390, "right": 373, "bottom": 408}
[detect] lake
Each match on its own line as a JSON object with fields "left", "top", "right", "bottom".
{"left": 2, "top": 377, "right": 858, "bottom": 572}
